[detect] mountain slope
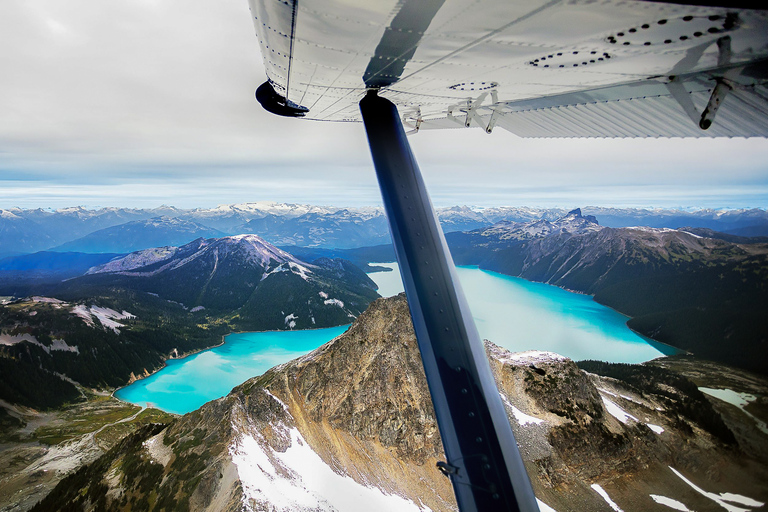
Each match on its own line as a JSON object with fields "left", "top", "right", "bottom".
{"left": 0, "top": 294, "right": 228, "bottom": 409}
{"left": 52, "top": 217, "right": 226, "bottom": 253}
{"left": 447, "top": 210, "right": 768, "bottom": 374}
{"left": 66, "top": 235, "right": 380, "bottom": 330}
{"left": 31, "top": 295, "right": 768, "bottom": 512}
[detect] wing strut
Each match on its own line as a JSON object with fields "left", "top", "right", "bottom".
{"left": 360, "top": 90, "right": 539, "bottom": 512}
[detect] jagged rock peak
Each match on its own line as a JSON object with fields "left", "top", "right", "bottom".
{"left": 559, "top": 207, "right": 599, "bottom": 226}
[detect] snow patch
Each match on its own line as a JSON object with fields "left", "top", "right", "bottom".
{"left": 190, "top": 306, "right": 205, "bottom": 312}
{"left": 646, "top": 423, "right": 664, "bottom": 434}
{"left": 670, "top": 466, "right": 764, "bottom": 512}
{"left": 71, "top": 304, "right": 95, "bottom": 327}
{"left": 699, "top": 387, "right": 768, "bottom": 435}
{"left": 71, "top": 305, "right": 135, "bottom": 333}
{"left": 601, "top": 396, "right": 638, "bottom": 425}
{"left": 591, "top": 484, "right": 625, "bottom": 512}
{"left": 324, "top": 298, "right": 344, "bottom": 308}
{"left": 495, "top": 350, "right": 567, "bottom": 365}
{"left": 537, "top": 499, "right": 558, "bottom": 512}
{"left": 264, "top": 390, "right": 289, "bottom": 412}
{"left": 230, "top": 425, "right": 428, "bottom": 512}
{"left": 650, "top": 495, "right": 692, "bottom": 511}
{"left": 262, "top": 261, "right": 314, "bottom": 282}
{"left": 0, "top": 333, "right": 37, "bottom": 346}
{"left": 32, "top": 296, "right": 66, "bottom": 305}
{"left": 318, "top": 291, "right": 328, "bottom": 299}
{"left": 87, "top": 246, "right": 178, "bottom": 274}
{"left": 500, "top": 393, "right": 544, "bottom": 426}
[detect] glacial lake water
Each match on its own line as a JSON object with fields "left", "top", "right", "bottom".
{"left": 116, "top": 263, "right": 673, "bottom": 414}
{"left": 115, "top": 326, "right": 349, "bottom": 414}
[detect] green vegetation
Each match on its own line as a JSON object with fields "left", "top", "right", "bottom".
{"left": 577, "top": 360, "right": 736, "bottom": 445}
{"left": 30, "top": 422, "right": 170, "bottom": 512}
{"left": 447, "top": 227, "right": 768, "bottom": 375}
{"left": 94, "top": 408, "right": 177, "bottom": 450}
{"left": 0, "top": 293, "right": 228, "bottom": 409}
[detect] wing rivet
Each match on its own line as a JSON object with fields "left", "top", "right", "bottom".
{"left": 642, "top": 24, "right": 650, "bottom": 29}
{"left": 658, "top": 19, "right": 667, "bottom": 25}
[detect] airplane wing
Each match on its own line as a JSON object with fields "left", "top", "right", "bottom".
{"left": 245, "top": 2, "right": 768, "bottom": 511}
{"left": 248, "top": 0, "right": 768, "bottom": 136}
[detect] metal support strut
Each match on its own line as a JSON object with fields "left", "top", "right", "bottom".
{"left": 360, "top": 90, "right": 539, "bottom": 512}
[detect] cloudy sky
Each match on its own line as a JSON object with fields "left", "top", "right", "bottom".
{"left": 2, "top": 0, "right": 767, "bottom": 211}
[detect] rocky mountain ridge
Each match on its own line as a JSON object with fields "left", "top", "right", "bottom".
{"left": 447, "top": 210, "right": 768, "bottom": 374}
{"left": 52, "top": 217, "right": 225, "bottom": 254}
{"left": 3, "top": 203, "right": 767, "bottom": 257}
{"left": 31, "top": 295, "right": 768, "bottom": 512}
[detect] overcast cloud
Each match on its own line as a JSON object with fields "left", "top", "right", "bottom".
{"left": 1, "top": 0, "right": 767, "bottom": 210}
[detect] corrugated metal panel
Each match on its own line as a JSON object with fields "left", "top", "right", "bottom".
{"left": 493, "top": 85, "right": 768, "bottom": 137}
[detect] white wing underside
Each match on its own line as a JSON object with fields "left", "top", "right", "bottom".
{"left": 248, "top": 0, "right": 768, "bottom": 137}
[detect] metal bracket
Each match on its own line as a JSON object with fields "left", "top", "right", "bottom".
{"left": 403, "top": 109, "right": 423, "bottom": 135}
{"left": 437, "top": 461, "right": 460, "bottom": 477}
{"left": 447, "top": 89, "right": 503, "bottom": 133}
{"left": 665, "top": 36, "right": 734, "bottom": 131}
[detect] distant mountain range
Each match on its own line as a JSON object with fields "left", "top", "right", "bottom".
{"left": 32, "top": 295, "right": 767, "bottom": 512}
{"left": 52, "top": 217, "right": 225, "bottom": 253}
{"left": 2, "top": 202, "right": 767, "bottom": 257}
{"left": 447, "top": 209, "right": 768, "bottom": 374}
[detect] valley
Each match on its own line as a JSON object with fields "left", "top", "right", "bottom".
{"left": 0, "top": 202, "right": 766, "bottom": 510}
{"left": 26, "top": 295, "right": 768, "bottom": 512}
{"left": 446, "top": 209, "right": 768, "bottom": 374}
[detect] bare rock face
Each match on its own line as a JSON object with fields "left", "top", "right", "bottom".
{"left": 31, "top": 295, "right": 768, "bottom": 512}
{"left": 256, "top": 294, "right": 440, "bottom": 463}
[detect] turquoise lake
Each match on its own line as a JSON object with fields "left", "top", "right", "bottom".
{"left": 115, "top": 326, "right": 349, "bottom": 414}
{"left": 116, "top": 263, "right": 673, "bottom": 414}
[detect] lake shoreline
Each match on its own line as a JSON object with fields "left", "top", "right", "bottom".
{"left": 113, "top": 324, "right": 351, "bottom": 413}
{"left": 111, "top": 323, "right": 352, "bottom": 407}
{"left": 369, "top": 261, "right": 683, "bottom": 359}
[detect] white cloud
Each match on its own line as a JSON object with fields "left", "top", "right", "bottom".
{"left": 1, "top": 1, "right": 767, "bottom": 210}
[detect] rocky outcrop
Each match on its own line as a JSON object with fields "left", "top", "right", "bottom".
{"left": 32, "top": 295, "right": 768, "bottom": 512}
